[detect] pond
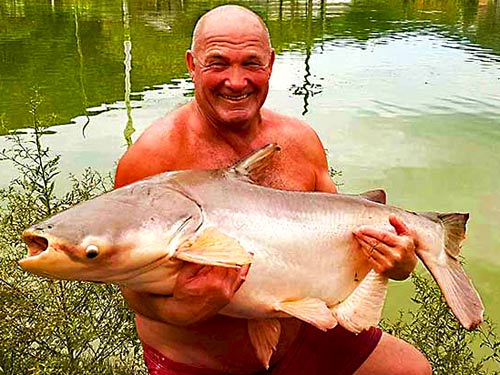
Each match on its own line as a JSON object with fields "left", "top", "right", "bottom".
{"left": 1, "top": 0, "right": 499, "bottom": 335}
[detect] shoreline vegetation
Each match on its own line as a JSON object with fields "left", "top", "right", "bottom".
{"left": 0, "top": 103, "right": 499, "bottom": 374}
{"left": 0, "top": 97, "right": 148, "bottom": 374}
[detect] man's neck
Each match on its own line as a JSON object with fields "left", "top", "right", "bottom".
{"left": 192, "top": 101, "right": 263, "bottom": 155}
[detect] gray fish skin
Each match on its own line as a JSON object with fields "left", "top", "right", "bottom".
{"left": 19, "top": 144, "right": 484, "bottom": 367}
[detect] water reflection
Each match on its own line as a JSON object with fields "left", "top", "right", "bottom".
{"left": 73, "top": 0, "right": 91, "bottom": 135}
{"left": 122, "top": 0, "right": 135, "bottom": 147}
{"left": 0, "top": 0, "right": 499, "bottom": 132}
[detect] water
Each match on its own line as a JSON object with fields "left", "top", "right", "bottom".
{"left": 1, "top": 0, "right": 499, "bottom": 335}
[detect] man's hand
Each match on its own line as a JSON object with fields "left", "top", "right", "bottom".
{"left": 172, "top": 262, "right": 250, "bottom": 321}
{"left": 352, "top": 214, "right": 418, "bottom": 280}
{"left": 121, "top": 263, "right": 250, "bottom": 326}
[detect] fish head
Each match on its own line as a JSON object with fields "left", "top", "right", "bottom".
{"left": 20, "top": 220, "right": 120, "bottom": 281}
{"left": 19, "top": 182, "right": 203, "bottom": 283}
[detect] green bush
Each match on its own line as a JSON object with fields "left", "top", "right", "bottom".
{"left": 0, "top": 97, "right": 147, "bottom": 374}
{"left": 382, "top": 273, "right": 500, "bottom": 374}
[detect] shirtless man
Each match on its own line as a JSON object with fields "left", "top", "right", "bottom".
{"left": 114, "top": 5, "right": 431, "bottom": 375}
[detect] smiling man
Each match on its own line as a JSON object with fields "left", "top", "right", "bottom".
{"left": 114, "top": 5, "right": 431, "bottom": 375}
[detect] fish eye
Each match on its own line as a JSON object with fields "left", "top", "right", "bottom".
{"left": 85, "top": 245, "right": 99, "bottom": 259}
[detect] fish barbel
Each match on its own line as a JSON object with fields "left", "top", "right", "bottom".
{"left": 19, "top": 144, "right": 484, "bottom": 367}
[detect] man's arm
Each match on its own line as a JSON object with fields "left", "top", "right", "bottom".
{"left": 121, "top": 264, "right": 249, "bottom": 326}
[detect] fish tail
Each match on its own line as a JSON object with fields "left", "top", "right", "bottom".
{"left": 418, "top": 212, "right": 484, "bottom": 330}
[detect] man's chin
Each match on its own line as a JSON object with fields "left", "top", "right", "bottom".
{"left": 217, "top": 111, "right": 256, "bottom": 128}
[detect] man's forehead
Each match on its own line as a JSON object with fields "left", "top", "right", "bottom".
{"left": 193, "top": 6, "right": 270, "bottom": 52}
{"left": 202, "top": 35, "right": 269, "bottom": 53}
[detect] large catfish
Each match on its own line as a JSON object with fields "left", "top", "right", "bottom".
{"left": 20, "top": 144, "right": 483, "bottom": 367}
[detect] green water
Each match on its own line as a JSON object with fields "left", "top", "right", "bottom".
{"left": 1, "top": 0, "right": 499, "bottom": 334}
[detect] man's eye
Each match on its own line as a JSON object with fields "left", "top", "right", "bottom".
{"left": 208, "top": 62, "right": 227, "bottom": 68}
{"left": 245, "top": 61, "right": 264, "bottom": 69}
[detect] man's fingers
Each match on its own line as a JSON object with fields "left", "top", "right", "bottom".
{"left": 354, "top": 215, "right": 410, "bottom": 242}
{"left": 353, "top": 229, "right": 394, "bottom": 254}
{"left": 354, "top": 233, "right": 384, "bottom": 257}
{"left": 232, "top": 264, "right": 251, "bottom": 290}
{"left": 389, "top": 214, "right": 410, "bottom": 236}
{"left": 239, "top": 263, "right": 250, "bottom": 281}
{"left": 177, "top": 263, "right": 207, "bottom": 282}
{"left": 353, "top": 233, "right": 390, "bottom": 271}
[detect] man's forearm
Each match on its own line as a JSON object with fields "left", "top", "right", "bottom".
{"left": 120, "top": 287, "right": 213, "bottom": 326}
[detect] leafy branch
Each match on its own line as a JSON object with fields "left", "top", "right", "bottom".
{"left": 0, "top": 96, "right": 146, "bottom": 375}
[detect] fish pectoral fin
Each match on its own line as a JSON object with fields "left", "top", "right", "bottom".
{"left": 274, "top": 298, "right": 337, "bottom": 331}
{"left": 247, "top": 318, "right": 281, "bottom": 369}
{"left": 175, "top": 227, "right": 253, "bottom": 268}
{"left": 332, "top": 269, "right": 388, "bottom": 333}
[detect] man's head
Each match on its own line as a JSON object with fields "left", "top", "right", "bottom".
{"left": 186, "top": 5, "right": 275, "bottom": 130}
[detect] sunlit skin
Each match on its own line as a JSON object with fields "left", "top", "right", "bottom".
{"left": 114, "top": 5, "right": 430, "bottom": 375}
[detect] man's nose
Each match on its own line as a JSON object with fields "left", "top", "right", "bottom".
{"left": 224, "top": 66, "right": 248, "bottom": 91}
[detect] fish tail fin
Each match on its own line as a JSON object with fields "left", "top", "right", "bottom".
{"left": 418, "top": 212, "right": 484, "bottom": 330}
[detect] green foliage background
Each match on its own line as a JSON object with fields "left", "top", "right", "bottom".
{"left": 0, "top": 98, "right": 147, "bottom": 374}
{"left": 0, "top": 99, "right": 498, "bottom": 374}
{"left": 381, "top": 273, "right": 499, "bottom": 374}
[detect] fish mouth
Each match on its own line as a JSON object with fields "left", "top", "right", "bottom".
{"left": 22, "top": 230, "right": 50, "bottom": 257}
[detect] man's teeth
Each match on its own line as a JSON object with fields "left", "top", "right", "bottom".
{"left": 221, "top": 94, "right": 249, "bottom": 101}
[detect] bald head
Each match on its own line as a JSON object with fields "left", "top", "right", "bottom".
{"left": 191, "top": 5, "right": 272, "bottom": 53}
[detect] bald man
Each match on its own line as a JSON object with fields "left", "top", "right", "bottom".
{"left": 115, "top": 5, "right": 431, "bottom": 375}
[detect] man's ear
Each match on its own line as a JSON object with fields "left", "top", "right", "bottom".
{"left": 185, "top": 50, "right": 195, "bottom": 81}
{"left": 268, "top": 49, "right": 276, "bottom": 74}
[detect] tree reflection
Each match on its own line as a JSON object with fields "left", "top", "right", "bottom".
{"left": 0, "top": 0, "right": 498, "bottom": 132}
{"left": 122, "top": 0, "right": 135, "bottom": 148}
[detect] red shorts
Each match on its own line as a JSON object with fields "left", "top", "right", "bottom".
{"left": 142, "top": 324, "right": 382, "bottom": 375}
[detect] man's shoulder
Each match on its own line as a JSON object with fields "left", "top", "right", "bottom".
{"left": 262, "top": 108, "right": 312, "bottom": 130}
{"left": 261, "top": 108, "right": 323, "bottom": 150}
{"left": 137, "top": 104, "right": 191, "bottom": 147}
{"left": 114, "top": 104, "right": 192, "bottom": 187}
{"left": 258, "top": 109, "right": 333, "bottom": 192}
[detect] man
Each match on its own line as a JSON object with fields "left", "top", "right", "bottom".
{"left": 114, "top": 5, "right": 431, "bottom": 375}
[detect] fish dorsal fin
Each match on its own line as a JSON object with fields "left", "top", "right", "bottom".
{"left": 175, "top": 227, "right": 253, "bottom": 268}
{"left": 359, "top": 189, "right": 386, "bottom": 204}
{"left": 247, "top": 319, "right": 281, "bottom": 369}
{"left": 274, "top": 298, "right": 337, "bottom": 331}
{"left": 332, "top": 269, "right": 388, "bottom": 333}
{"left": 229, "top": 143, "right": 281, "bottom": 182}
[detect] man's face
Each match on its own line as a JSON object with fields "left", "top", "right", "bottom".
{"left": 187, "top": 19, "right": 275, "bottom": 129}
